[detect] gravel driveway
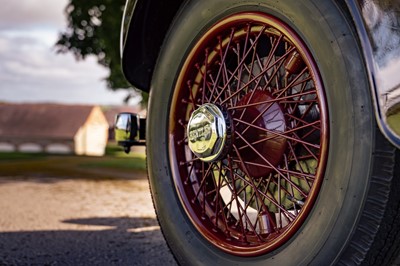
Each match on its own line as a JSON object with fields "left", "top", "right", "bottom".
{"left": 0, "top": 176, "right": 177, "bottom": 265}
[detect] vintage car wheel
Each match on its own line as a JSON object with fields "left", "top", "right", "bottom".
{"left": 147, "top": 1, "right": 400, "bottom": 265}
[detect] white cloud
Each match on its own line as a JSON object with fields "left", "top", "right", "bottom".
{"left": 0, "top": 0, "right": 68, "bottom": 30}
{"left": 0, "top": 32, "right": 129, "bottom": 105}
{"left": 0, "top": 33, "right": 104, "bottom": 80}
{"left": 0, "top": 0, "right": 133, "bottom": 106}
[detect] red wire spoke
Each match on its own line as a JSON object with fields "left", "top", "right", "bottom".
{"left": 214, "top": 26, "right": 268, "bottom": 103}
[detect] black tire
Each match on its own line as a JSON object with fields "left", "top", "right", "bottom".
{"left": 146, "top": 0, "right": 400, "bottom": 265}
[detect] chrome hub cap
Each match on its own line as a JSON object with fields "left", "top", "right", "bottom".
{"left": 187, "top": 103, "right": 230, "bottom": 162}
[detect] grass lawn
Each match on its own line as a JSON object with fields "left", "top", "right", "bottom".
{"left": 0, "top": 145, "right": 147, "bottom": 180}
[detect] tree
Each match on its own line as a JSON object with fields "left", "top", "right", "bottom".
{"left": 56, "top": 0, "right": 145, "bottom": 105}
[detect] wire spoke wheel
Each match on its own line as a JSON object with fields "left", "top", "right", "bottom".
{"left": 169, "top": 12, "right": 328, "bottom": 256}
{"left": 147, "top": 1, "right": 400, "bottom": 264}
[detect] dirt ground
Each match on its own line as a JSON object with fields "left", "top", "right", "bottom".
{"left": 0, "top": 176, "right": 177, "bottom": 265}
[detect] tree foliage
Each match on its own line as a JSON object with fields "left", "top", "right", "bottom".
{"left": 56, "top": 0, "right": 134, "bottom": 92}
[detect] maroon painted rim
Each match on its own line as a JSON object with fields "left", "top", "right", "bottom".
{"left": 169, "top": 12, "right": 328, "bottom": 256}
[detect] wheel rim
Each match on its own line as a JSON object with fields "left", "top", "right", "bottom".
{"left": 169, "top": 12, "right": 329, "bottom": 256}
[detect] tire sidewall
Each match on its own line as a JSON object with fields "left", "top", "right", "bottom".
{"left": 147, "top": 0, "right": 374, "bottom": 265}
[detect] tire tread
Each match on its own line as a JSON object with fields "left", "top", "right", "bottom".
{"left": 339, "top": 132, "right": 400, "bottom": 266}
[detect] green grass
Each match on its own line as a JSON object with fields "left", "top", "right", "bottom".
{"left": 0, "top": 152, "right": 48, "bottom": 161}
{"left": 0, "top": 145, "right": 147, "bottom": 180}
{"left": 105, "top": 143, "right": 146, "bottom": 158}
{"left": 79, "top": 157, "right": 146, "bottom": 171}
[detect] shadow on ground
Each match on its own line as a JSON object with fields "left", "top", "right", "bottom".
{"left": 0, "top": 217, "right": 177, "bottom": 266}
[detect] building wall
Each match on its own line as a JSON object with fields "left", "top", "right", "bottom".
{"left": 45, "top": 143, "right": 72, "bottom": 154}
{"left": 85, "top": 124, "right": 108, "bottom": 156}
{"left": 0, "top": 142, "right": 15, "bottom": 152}
{"left": 74, "top": 106, "right": 109, "bottom": 156}
{"left": 19, "top": 143, "right": 42, "bottom": 153}
{"left": 0, "top": 106, "right": 109, "bottom": 156}
{"left": 74, "top": 127, "right": 85, "bottom": 156}
{"left": 0, "top": 139, "right": 74, "bottom": 154}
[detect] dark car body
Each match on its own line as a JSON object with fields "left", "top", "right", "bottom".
{"left": 120, "top": 0, "right": 400, "bottom": 148}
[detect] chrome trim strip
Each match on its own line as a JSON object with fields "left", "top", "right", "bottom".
{"left": 120, "top": 0, "right": 137, "bottom": 58}
{"left": 346, "top": 0, "right": 400, "bottom": 148}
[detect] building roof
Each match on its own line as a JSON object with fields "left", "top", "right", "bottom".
{"left": 0, "top": 103, "right": 99, "bottom": 139}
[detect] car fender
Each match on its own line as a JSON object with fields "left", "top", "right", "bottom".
{"left": 345, "top": 0, "right": 400, "bottom": 148}
{"left": 120, "top": 0, "right": 400, "bottom": 148}
{"left": 120, "top": 0, "right": 183, "bottom": 91}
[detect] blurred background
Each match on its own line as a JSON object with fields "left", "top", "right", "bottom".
{"left": 0, "top": 0, "right": 147, "bottom": 175}
{"left": 0, "top": 0, "right": 144, "bottom": 105}
{"left": 0, "top": 1, "right": 177, "bottom": 265}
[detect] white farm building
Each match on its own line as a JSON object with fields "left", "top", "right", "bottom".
{"left": 0, "top": 103, "right": 109, "bottom": 156}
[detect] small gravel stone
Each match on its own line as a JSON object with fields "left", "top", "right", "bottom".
{"left": 0, "top": 177, "right": 177, "bottom": 265}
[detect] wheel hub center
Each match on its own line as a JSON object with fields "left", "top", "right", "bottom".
{"left": 187, "top": 103, "right": 230, "bottom": 162}
{"left": 234, "top": 90, "right": 287, "bottom": 177}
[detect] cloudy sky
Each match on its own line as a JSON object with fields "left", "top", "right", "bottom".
{"left": 0, "top": 0, "right": 132, "bottom": 106}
